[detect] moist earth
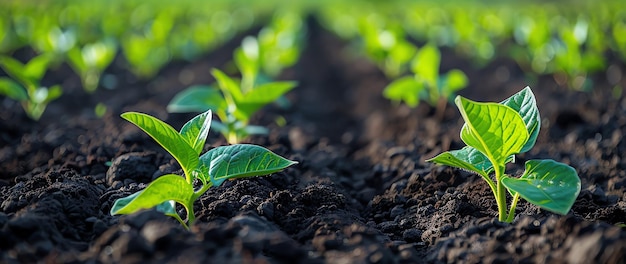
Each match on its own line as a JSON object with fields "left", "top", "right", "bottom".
{"left": 1, "top": 20, "right": 626, "bottom": 263}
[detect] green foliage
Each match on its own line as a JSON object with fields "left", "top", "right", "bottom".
{"left": 357, "top": 15, "right": 416, "bottom": 78}
{"left": 67, "top": 39, "right": 117, "bottom": 93}
{"left": 0, "top": 1, "right": 260, "bottom": 79}
{"left": 428, "top": 87, "right": 580, "bottom": 222}
{"left": 168, "top": 68, "right": 296, "bottom": 143}
{"left": 0, "top": 54, "right": 62, "bottom": 120}
{"left": 110, "top": 110, "right": 297, "bottom": 229}
{"left": 121, "top": 34, "right": 170, "bottom": 79}
{"left": 383, "top": 44, "right": 468, "bottom": 108}
{"left": 256, "top": 10, "right": 306, "bottom": 78}
{"left": 319, "top": 1, "right": 620, "bottom": 92}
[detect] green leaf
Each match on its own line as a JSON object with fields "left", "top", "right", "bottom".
{"left": 212, "top": 69, "right": 243, "bottom": 101}
{"left": 110, "top": 174, "right": 193, "bottom": 215}
{"left": 67, "top": 47, "right": 87, "bottom": 74}
{"left": 231, "top": 103, "right": 261, "bottom": 122}
{"left": 167, "top": 85, "right": 226, "bottom": 113}
{"left": 24, "top": 53, "right": 53, "bottom": 81}
{"left": 83, "top": 40, "right": 117, "bottom": 70}
{"left": 427, "top": 145, "right": 514, "bottom": 182}
{"left": 112, "top": 192, "right": 177, "bottom": 217}
{"left": 240, "top": 81, "right": 297, "bottom": 104}
{"left": 383, "top": 76, "right": 423, "bottom": 107}
{"left": 427, "top": 146, "right": 492, "bottom": 177}
{"left": 121, "top": 112, "right": 199, "bottom": 175}
{"left": 232, "top": 81, "right": 296, "bottom": 120}
{"left": 44, "top": 85, "right": 63, "bottom": 103}
{"left": 389, "top": 41, "right": 417, "bottom": 66}
{"left": 456, "top": 96, "right": 529, "bottom": 165}
{"left": 441, "top": 69, "right": 468, "bottom": 98}
{"left": 198, "top": 144, "right": 297, "bottom": 186}
{"left": 502, "top": 159, "right": 581, "bottom": 215}
{"left": 155, "top": 200, "right": 178, "bottom": 217}
{"left": 0, "top": 77, "right": 27, "bottom": 100}
{"left": 0, "top": 56, "right": 32, "bottom": 86}
{"left": 179, "top": 110, "right": 212, "bottom": 155}
{"left": 411, "top": 44, "right": 440, "bottom": 88}
{"left": 234, "top": 39, "right": 259, "bottom": 92}
{"left": 500, "top": 86, "right": 540, "bottom": 153}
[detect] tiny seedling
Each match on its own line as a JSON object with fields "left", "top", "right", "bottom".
{"left": 110, "top": 110, "right": 297, "bottom": 229}
{"left": 384, "top": 43, "right": 468, "bottom": 117}
{"left": 257, "top": 11, "right": 305, "bottom": 78}
{"left": 121, "top": 35, "right": 170, "bottom": 79}
{"left": 427, "top": 87, "right": 580, "bottom": 222}
{"left": 167, "top": 67, "right": 296, "bottom": 144}
{"left": 67, "top": 39, "right": 117, "bottom": 93}
{"left": 0, "top": 54, "right": 62, "bottom": 120}
{"left": 358, "top": 17, "right": 417, "bottom": 78}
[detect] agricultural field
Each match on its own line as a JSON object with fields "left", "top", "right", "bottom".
{"left": 1, "top": 0, "right": 625, "bottom": 263}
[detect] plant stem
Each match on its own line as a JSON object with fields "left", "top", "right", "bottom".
{"left": 227, "top": 131, "right": 239, "bottom": 144}
{"left": 505, "top": 193, "right": 520, "bottom": 223}
{"left": 181, "top": 183, "right": 213, "bottom": 229}
{"left": 191, "top": 182, "right": 212, "bottom": 201}
{"left": 172, "top": 213, "right": 189, "bottom": 230}
{"left": 494, "top": 165, "right": 508, "bottom": 222}
{"left": 185, "top": 202, "right": 195, "bottom": 229}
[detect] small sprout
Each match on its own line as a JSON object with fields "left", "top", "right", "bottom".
{"left": 168, "top": 69, "right": 296, "bottom": 143}
{"left": 67, "top": 39, "right": 117, "bottom": 93}
{"left": 358, "top": 16, "right": 417, "bottom": 78}
{"left": 384, "top": 43, "right": 468, "bottom": 117}
{"left": 94, "top": 102, "right": 107, "bottom": 118}
{"left": 110, "top": 110, "right": 297, "bottom": 229}
{"left": 120, "top": 35, "right": 170, "bottom": 79}
{"left": 0, "top": 53, "right": 62, "bottom": 120}
{"left": 427, "top": 87, "right": 581, "bottom": 222}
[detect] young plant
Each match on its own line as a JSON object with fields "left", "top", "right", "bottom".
{"left": 110, "top": 110, "right": 297, "bottom": 229}
{"left": 257, "top": 11, "right": 306, "bottom": 78}
{"left": 67, "top": 39, "right": 117, "bottom": 93}
{"left": 427, "top": 87, "right": 581, "bottom": 222}
{"left": 383, "top": 43, "right": 468, "bottom": 117}
{"left": 167, "top": 67, "right": 296, "bottom": 144}
{"left": 0, "top": 54, "right": 62, "bottom": 120}
{"left": 358, "top": 16, "right": 417, "bottom": 78}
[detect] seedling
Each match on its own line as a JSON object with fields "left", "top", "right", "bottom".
{"left": 67, "top": 39, "right": 117, "bottom": 93}
{"left": 110, "top": 110, "right": 297, "bottom": 229}
{"left": 0, "top": 54, "right": 62, "bottom": 120}
{"left": 168, "top": 68, "right": 296, "bottom": 144}
{"left": 358, "top": 16, "right": 417, "bottom": 78}
{"left": 384, "top": 43, "right": 468, "bottom": 118}
{"left": 427, "top": 87, "right": 580, "bottom": 222}
{"left": 257, "top": 11, "right": 305, "bottom": 78}
{"left": 121, "top": 34, "right": 170, "bottom": 78}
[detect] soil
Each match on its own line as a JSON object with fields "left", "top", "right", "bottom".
{"left": 1, "top": 18, "right": 626, "bottom": 264}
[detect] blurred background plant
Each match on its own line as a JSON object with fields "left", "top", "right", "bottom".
{"left": 0, "top": 0, "right": 623, "bottom": 119}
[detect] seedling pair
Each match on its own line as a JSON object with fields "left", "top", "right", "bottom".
{"left": 0, "top": 54, "right": 62, "bottom": 120}
{"left": 384, "top": 44, "right": 468, "bottom": 117}
{"left": 110, "top": 110, "right": 297, "bottom": 229}
{"left": 428, "top": 87, "right": 580, "bottom": 222}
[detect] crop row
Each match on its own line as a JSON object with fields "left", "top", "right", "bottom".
{"left": 1, "top": 1, "right": 623, "bottom": 118}
{"left": 318, "top": 0, "right": 625, "bottom": 94}
{"left": 0, "top": 0, "right": 304, "bottom": 120}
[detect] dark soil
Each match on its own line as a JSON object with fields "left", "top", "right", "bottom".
{"left": 1, "top": 19, "right": 626, "bottom": 264}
